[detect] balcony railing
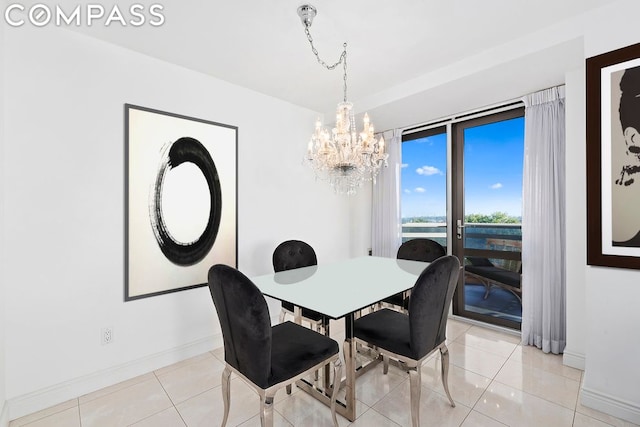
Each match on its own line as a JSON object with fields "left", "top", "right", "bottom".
{"left": 401, "top": 222, "right": 522, "bottom": 270}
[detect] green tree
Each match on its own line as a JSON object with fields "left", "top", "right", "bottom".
{"left": 465, "top": 211, "right": 520, "bottom": 224}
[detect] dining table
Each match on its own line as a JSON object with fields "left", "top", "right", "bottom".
{"left": 251, "top": 255, "right": 429, "bottom": 422}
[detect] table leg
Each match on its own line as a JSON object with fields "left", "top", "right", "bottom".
{"left": 342, "top": 313, "right": 356, "bottom": 421}
{"left": 322, "top": 316, "right": 331, "bottom": 390}
{"left": 293, "top": 306, "right": 302, "bottom": 325}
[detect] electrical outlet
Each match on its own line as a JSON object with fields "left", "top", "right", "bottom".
{"left": 101, "top": 327, "right": 113, "bottom": 345}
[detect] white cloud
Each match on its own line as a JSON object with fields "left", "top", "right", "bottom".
{"left": 404, "top": 189, "right": 411, "bottom": 194}
{"left": 490, "top": 183, "right": 503, "bottom": 189}
{"left": 416, "top": 165, "right": 442, "bottom": 176}
{"left": 401, "top": 163, "right": 409, "bottom": 168}
{"left": 414, "top": 187, "right": 426, "bottom": 193}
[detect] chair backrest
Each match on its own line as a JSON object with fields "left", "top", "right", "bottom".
{"left": 208, "top": 264, "right": 272, "bottom": 388}
{"left": 272, "top": 240, "right": 317, "bottom": 272}
{"left": 397, "top": 238, "right": 446, "bottom": 262}
{"left": 408, "top": 255, "right": 460, "bottom": 359}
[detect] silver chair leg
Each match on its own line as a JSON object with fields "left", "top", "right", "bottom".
{"left": 221, "top": 366, "right": 232, "bottom": 427}
{"left": 440, "top": 345, "right": 456, "bottom": 407}
{"left": 409, "top": 367, "right": 422, "bottom": 427}
{"left": 382, "top": 355, "right": 389, "bottom": 375}
{"left": 330, "top": 358, "right": 343, "bottom": 427}
{"left": 260, "top": 395, "right": 274, "bottom": 427}
{"left": 285, "top": 384, "right": 292, "bottom": 395}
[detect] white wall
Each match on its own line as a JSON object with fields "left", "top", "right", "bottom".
{"left": 0, "top": 7, "right": 8, "bottom": 427}
{"left": 578, "top": 0, "right": 640, "bottom": 422}
{"left": 2, "top": 25, "right": 351, "bottom": 418}
{"left": 563, "top": 67, "right": 588, "bottom": 369}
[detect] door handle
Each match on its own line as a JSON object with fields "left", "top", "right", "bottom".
{"left": 456, "top": 219, "right": 465, "bottom": 240}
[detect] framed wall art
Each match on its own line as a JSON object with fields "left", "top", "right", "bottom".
{"left": 125, "top": 104, "right": 238, "bottom": 300}
{"left": 586, "top": 42, "right": 640, "bottom": 269}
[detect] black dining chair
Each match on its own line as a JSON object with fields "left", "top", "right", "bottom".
{"left": 208, "top": 264, "right": 342, "bottom": 427}
{"left": 272, "top": 240, "right": 325, "bottom": 332}
{"left": 354, "top": 255, "right": 460, "bottom": 427}
{"left": 382, "top": 238, "right": 447, "bottom": 312}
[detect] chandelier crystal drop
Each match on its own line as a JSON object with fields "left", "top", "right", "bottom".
{"left": 298, "top": 4, "right": 388, "bottom": 195}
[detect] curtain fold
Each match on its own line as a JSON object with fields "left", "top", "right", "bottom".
{"left": 521, "top": 86, "right": 566, "bottom": 354}
{"left": 371, "top": 129, "right": 402, "bottom": 258}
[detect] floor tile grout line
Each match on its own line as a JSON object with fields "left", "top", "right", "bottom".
{"left": 490, "top": 373, "right": 581, "bottom": 412}
{"left": 149, "top": 370, "right": 189, "bottom": 426}
{"left": 10, "top": 398, "right": 81, "bottom": 427}
{"left": 365, "top": 371, "right": 408, "bottom": 409}
{"left": 154, "top": 352, "right": 218, "bottom": 378}
{"left": 470, "top": 408, "right": 510, "bottom": 427}
{"left": 504, "top": 358, "right": 584, "bottom": 386}
{"left": 274, "top": 391, "right": 349, "bottom": 427}
{"left": 449, "top": 339, "right": 512, "bottom": 367}
{"left": 77, "top": 373, "right": 156, "bottom": 406}
{"left": 77, "top": 398, "right": 86, "bottom": 427}
{"left": 354, "top": 361, "right": 411, "bottom": 410}
{"left": 505, "top": 350, "right": 583, "bottom": 382}
{"left": 571, "top": 408, "right": 578, "bottom": 427}
{"left": 76, "top": 399, "right": 82, "bottom": 427}
{"left": 457, "top": 408, "right": 473, "bottom": 427}
{"left": 363, "top": 406, "right": 404, "bottom": 427}
{"left": 489, "top": 345, "right": 512, "bottom": 381}
{"left": 481, "top": 376, "right": 579, "bottom": 424}
{"left": 452, "top": 338, "right": 519, "bottom": 360}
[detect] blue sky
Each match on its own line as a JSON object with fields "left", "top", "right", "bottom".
{"left": 401, "top": 117, "right": 524, "bottom": 219}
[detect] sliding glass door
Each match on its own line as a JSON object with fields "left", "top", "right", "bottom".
{"left": 451, "top": 109, "right": 524, "bottom": 329}
{"left": 401, "top": 107, "right": 524, "bottom": 329}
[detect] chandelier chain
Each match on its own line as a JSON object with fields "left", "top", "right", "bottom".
{"left": 303, "top": 26, "right": 348, "bottom": 102}
{"left": 298, "top": 4, "right": 388, "bottom": 195}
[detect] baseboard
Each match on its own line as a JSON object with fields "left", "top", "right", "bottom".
{"left": 562, "top": 349, "right": 585, "bottom": 370}
{"left": 8, "top": 334, "right": 222, "bottom": 421}
{"left": 581, "top": 385, "right": 640, "bottom": 424}
{"left": 1, "top": 400, "right": 9, "bottom": 427}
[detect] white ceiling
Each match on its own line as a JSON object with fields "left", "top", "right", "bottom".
{"left": 65, "top": 0, "right": 617, "bottom": 121}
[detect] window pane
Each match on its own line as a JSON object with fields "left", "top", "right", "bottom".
{"left": 401, "top": 132, "right": 447, "bottom": 247}
{"left": 463, "top": 117, "right": 524, "bottom": 221}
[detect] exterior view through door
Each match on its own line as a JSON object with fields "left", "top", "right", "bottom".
{"left": 401, "top": 106, "right": 525, "bottom": 330}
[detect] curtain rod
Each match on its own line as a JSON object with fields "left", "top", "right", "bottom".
{"left": 378, "top": 84, "right": 565, "bottom": 135}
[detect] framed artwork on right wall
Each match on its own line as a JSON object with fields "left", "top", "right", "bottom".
{"left": 586, "top": 42, "right": 640, "bottom": 269}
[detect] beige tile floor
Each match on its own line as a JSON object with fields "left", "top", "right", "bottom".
{"left": 9, "top": 319, "right": 639, "bottom": 427}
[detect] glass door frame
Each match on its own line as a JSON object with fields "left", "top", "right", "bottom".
{"left": 451, "top": 107, "right": 525, "bottom": 330}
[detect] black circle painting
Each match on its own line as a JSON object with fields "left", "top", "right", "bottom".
{"left": 125, "top": 104, "right": 237, "bottom": 301}
{"left": 149, "top": 137, "right": 222, "bottom": 266}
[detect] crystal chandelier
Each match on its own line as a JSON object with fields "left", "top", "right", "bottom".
{"left": 297, "top": 4, "right": 388, "bottom": 195}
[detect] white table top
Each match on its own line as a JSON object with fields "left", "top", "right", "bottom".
{"left": 251, "top": 256, "right": 429, "bottom": 319}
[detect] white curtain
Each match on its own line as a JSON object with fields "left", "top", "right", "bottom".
{"left": 371, "top": 129, "right": 402, "bottom": 258}
{"left": 521, "top": 86, "right": 566, "bottom": 354}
